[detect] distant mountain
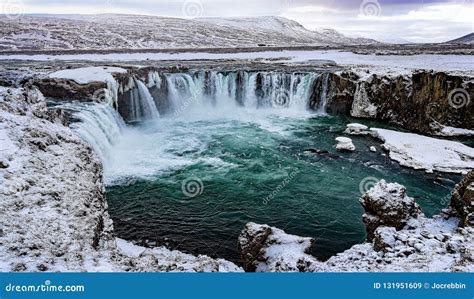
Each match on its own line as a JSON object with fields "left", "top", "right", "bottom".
{"left": 445, "top": 33, "right": 474, "bottom": 44}
{"left": 0, "top": 14, "right": 377, "bottom": 52}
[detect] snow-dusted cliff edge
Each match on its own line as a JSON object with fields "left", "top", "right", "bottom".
{"left": 0, "top": 86, "right": 242, "bottom": 272}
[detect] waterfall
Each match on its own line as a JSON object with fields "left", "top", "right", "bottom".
{"left": 130, "top": 80, "right": 160, "bottom": 121}
{"left": 161, "top": 71, "right": 317, "bottom": 115}
{"left": 318, "top": 73, "right": 330, "bottom": 113}
{"left": 166, "top": 73, "right": 205, "bottom": 115}
{"left": 66, "top": 103, "right": 126, "bottom": 163}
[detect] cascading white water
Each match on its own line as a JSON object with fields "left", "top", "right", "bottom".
{"left": 66, "top": 103, "right": 126, "bottom": 164}
{"left": 127, "top": 79, "right": 160, "bottom": 122}
{"left": 166, "top": 73, "right": 206, "bottom": 115}
{"left": 318, "top": 73, "right": 330, "bottom": 113}
{"left": 163, "top": 71, "right": 318, "bottom": 114}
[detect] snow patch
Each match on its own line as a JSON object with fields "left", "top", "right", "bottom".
{"left": 371, "top": 128, "right": 474, "bottom": 174}
{"left": 49, "top": 66, "right": 127, "bottom": 84}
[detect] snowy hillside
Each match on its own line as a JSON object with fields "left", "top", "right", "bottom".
{"left": 0, "top": 14, "right": 376, "bottom": 51}
{"left": 446, "top": 33, "right": 474, "bottom": 44}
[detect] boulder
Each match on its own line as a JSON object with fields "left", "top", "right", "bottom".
{"left": 335, "top": 137, "right": 355, "bottom": 151}
{"left": 344, "top": 123, "right": 369, "bottom": 135}
{"left": 238, "top": 222, "right": 319, "bottom": 272}
{"left": 450, "top": 171, "right": 474, "bottom": 227}
{"left": 359, "top": 180, "right": 423, "bottom": 241}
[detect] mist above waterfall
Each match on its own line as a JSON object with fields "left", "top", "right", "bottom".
{"left": 59, "top": 70, "right": 327, "bottom": 184}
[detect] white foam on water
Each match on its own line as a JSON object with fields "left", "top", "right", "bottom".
{"left": 64, "top": 72, "right": 319, "bottom": 185}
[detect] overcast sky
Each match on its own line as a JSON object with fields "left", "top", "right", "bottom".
{"left": 1, "top": 0, "right": 473, "bottom": 42}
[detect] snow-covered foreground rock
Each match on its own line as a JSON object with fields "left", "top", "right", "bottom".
{"left": 0, "top": 87, "right": 242, "bottom": 272}
{"left": 370, "top": 128, "right": 474, "bottom": 174}
{"left": 239, "top": 173, "right": 474, "bottom": 272}
{"left": 335, "top": 137, "right": 355, "bottom": 151}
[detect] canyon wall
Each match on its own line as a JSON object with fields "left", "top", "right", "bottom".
{"left": 34, "top": 67, "right": 473, "bottom": 135}
{"left": 315, "top": 71, "right": 474, "bottom": 134}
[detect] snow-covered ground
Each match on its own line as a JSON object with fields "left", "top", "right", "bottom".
{"left": 2, "top": 51, "right": 472, "bottom": 75}
{"left": 436, "top": 126, "right": 474, "bottom": 137}
{"left": 341, "top": 124, "right": 474, "bottom": 174}
{"left": 48, "top": 66, "right": 127, "bottom": 84}
{"left": 0, "top": 15, "right": 373, "bottom": 52}
{"left": 370, "top": 128, "right": 474, "bottom": 174}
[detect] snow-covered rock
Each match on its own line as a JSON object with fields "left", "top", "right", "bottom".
{"left": 350, "top": 81, "right": 378, "bottom": 118}
{"left": 370, "top": 128, "right": 474, "bottom": 174}
{"left": 49, "top": 66, "right": 127, "bottom": 84}
{"left": 335, "top": 137, "right": 355, "bottom": 151}
{"left": 0, "top": 87, "right": 242, "bottom": 272}
{"left": 344, "top": 123, "right": 369, "bottom": 135}
{"left": 238, "top": 222, "right": 321, "bottom": 272}
{"left": 359, "top": 180, "right": 423, "bottom": 241}
{"left": 241, "top": 174, "right": 474, "bottom": 272}
{"left": 437, "top": 126, "right": 474, "bottom": 137}
{"left": 370, "top": 146, "right": 377, "bottom": 152}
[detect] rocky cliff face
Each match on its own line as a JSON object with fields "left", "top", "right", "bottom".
{"left": 239, "top": 174, "right": 474, "bottom": 272}
{"left": 34, "top": 66, "right": 473, "bottom": 135}
{"left": 317, "top": 71, "right": 474, "bottom": 134}
{"left": 450, "top": 171, "right": 474, "bottom": 227}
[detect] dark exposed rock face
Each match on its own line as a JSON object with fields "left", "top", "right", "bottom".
{"left": 34, "top": 66, "right": 473, "bottom": 135}
{"left": 450, "top": 171, "right": 474, "bottom": 227}
{"left": 309, "top": 72, "right": 357, "bottom": 114}
{"left": 359, "top": 180, "right": 423, "bottom": 241}
{"left": 317, "top": 71, "right": 474, "bottom": 134}
{"left": 35, "top": 78, "right": 107, "bottom": 102}
{"left": 238, "top": 223, "right": 272, "bottom": 272}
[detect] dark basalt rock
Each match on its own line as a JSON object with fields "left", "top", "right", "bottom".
{"left": 35, "top": 78, "right": 107, "bottom": 101}
{"left": 449, "top": 171, "right": 474, "bottom": 227}
{"left": 318, "top": 71, "right": 474, "bottom": 134}
{"left": 238, "top": 223, "right": 272, "bottom": 272}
